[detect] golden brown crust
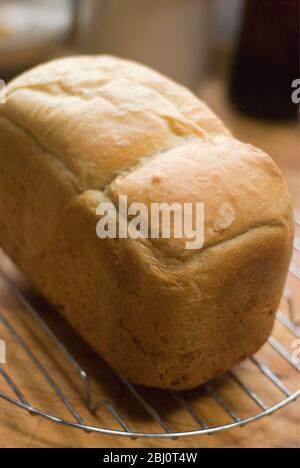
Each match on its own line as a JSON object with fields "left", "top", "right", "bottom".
{"left": 0, "top": 56, "right": 294, "bottom": 389}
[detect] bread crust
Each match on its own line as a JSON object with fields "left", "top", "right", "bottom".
{"left": 0, "top": 56, "right": 294, "bottom": 389}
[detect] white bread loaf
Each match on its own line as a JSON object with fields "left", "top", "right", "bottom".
{"left": 0, "top": 56, "right": 294, "bottom": 389}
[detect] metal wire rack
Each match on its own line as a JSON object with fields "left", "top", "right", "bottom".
{"left": 0, "top": 217, "right": 299, "bottom": 439}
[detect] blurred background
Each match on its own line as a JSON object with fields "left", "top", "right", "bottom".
{"left": 0, "top": 0, "right": 299, "bottom": 203}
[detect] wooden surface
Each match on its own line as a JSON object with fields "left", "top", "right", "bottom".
{"left": 0, "top": 80, "right": 299, "bottom": 448}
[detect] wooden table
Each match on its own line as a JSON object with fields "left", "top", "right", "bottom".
{"left": 0, "top": 80, "right": 299, "bottom": 448}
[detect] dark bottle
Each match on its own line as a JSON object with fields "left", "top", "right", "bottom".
{"left": 230, "top": 0, "right": 299, "bottom": 120}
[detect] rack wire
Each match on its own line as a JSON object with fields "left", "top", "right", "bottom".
{"left": 0, "top": 216, "right": 299, "bottom": 439}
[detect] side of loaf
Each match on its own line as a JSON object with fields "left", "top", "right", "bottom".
{"left": 0, "top": 56, "right": 294, "bottom": 390}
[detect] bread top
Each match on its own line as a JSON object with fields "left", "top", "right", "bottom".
{"left": 2, "top": 55, "right": 293, "bottom": 259}
{"left": 4, "top": 55, "right": 229, "bottom": 190}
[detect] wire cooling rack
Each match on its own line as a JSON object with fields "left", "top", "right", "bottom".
{"left": 0, "top": 217, "right": 299, "bottom": 439}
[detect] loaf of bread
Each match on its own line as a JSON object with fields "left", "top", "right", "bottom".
{"left": 0, "top": 56, "right": 294, "bottom": 390}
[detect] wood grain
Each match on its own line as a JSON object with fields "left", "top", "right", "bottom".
{"left": 0, "top": 80, "right": 299, "bottom": 448}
